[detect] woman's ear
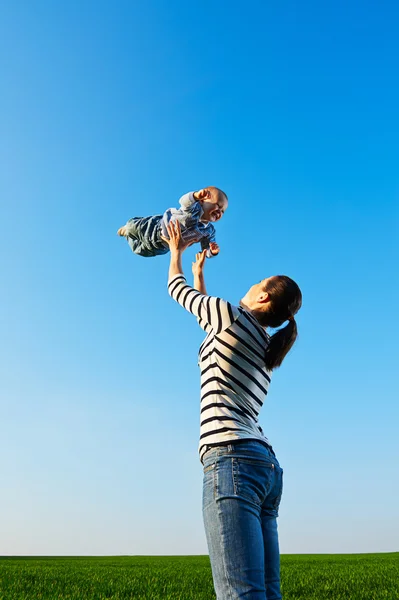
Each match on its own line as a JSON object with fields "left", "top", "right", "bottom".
{"left": 257, "top": 291, "right": 271, "bottom": 305}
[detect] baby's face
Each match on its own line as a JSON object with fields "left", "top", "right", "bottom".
{"left": 200, "top": 189, "right": 228, "bottom": 223}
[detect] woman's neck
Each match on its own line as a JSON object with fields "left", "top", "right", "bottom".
{"left": 239, "top": 302, "right": 268, "bottom": 330}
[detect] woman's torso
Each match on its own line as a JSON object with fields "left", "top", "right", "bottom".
{"left": 198, "top": 305, "right": 272, "bottom": 461}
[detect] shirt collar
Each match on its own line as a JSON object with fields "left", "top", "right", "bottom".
{"left": 199, "top": 206, "right": 211, "bottom": 227}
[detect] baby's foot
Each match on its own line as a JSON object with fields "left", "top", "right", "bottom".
{"left": 117, "top": 226, "right": 127, "bottom": 237}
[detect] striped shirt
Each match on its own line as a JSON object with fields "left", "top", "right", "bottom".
{"left": 168, "top": 274, "right": 273, "bottom": 462}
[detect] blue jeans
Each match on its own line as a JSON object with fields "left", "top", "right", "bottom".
{"left": 125, "top": 215, "right": 169, "bottom": 257}
{"left": 202, "top": 441, "right": 283, "bottom": 600}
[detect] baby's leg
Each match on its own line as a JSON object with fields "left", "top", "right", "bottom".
{"left": 117, "top": 217, "right": 140, "bottom": 239}
{"left": 118, "top": 215, "right": 166, "bottom": 257}
{"left": 127, "top": 237, "right": 146, "bottom": 255}
{"left": 128, "top": 240, "right": 166, "bottom": 257}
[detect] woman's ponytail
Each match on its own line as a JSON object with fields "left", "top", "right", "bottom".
{"left": 258, "top": 276, "right": 302, "bottom": 370}
{"left": 265, "top": 318, "right": 298, "bottom": 370}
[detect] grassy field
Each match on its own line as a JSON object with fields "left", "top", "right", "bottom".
{"left": 0, "top": 553, "right": 398, "bottom": 599}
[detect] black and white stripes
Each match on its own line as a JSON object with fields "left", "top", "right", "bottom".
{"left": 168, "top": 274, "right": 273, "bottom": 462}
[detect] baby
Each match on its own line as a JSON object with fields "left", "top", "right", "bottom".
{"left": 117, "top": 187, "right": 228, "bottom": 258}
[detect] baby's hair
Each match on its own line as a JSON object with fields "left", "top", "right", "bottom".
{"left": 206, "top": 186, "right": 228, "bottom": 203}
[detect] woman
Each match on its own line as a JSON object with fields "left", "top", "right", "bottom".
{"left": 163, "top": 222, "right": 302, "bottom": 600}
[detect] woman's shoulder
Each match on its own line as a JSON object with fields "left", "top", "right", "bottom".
{"left": 235, "top": 306, "right": 270, "bottom": 341}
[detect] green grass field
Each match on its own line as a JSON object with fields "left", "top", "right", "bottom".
{"left": 0, "top": 553, "right": 398, "bottom": 599}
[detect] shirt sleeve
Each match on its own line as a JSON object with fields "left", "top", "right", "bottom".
{"left": 168, "top": 274, "right": 240, "bottom": 333}
{"left": 178, "top": 191, "right": 198, "bottom": 212}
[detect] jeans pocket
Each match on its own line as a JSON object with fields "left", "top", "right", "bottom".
{"left": 202, "top": 462, "right": 216, "bottom": 510}
{"left": 234, "top": 458, "right": 275, "bottom": 506}
{"left": 213, "top": 456, "right": 236, "bottom": 500}
{"left": 271, "top": 468, "right": 283, "bottom": 512}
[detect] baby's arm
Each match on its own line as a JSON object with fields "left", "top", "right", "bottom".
{"left": 179, "top": 189, "right": 211, "bottom": 212}
{"left": 179, "top": 191, "right": 200, "bottom": 212}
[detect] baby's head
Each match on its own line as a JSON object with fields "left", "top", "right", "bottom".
{"left": 199, "top": 186, "right": 228, "bottom": 223}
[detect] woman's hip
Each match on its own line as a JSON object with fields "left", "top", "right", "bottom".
{"left": 202, "top": 439, "right": 283, "bottom": 515}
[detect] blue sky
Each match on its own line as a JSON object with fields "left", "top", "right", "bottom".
{"left": 1, "top": 0, "right": 398, "bottom": 555}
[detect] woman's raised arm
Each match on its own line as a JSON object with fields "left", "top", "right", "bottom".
{"left": 192, "top": 250, "right": 208, "bottom": 295}
{"left": 164, "top": 222, "right": 238, "bottom": 333}
{"left": 161, "top": 220, "right": 188, "bottom": 282}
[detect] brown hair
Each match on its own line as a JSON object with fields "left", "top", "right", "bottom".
{"left": 257, "top": 276, "right": 302, "bottom": 370}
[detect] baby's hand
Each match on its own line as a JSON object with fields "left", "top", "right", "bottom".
{"left": 117, "top": 226, "right": 127, "bottom": 237}
{"left": 194, "top": 189, "right": 211, "bottom": 201}
{"left": 209, "top": 242, "right": 220, "bottom": 255}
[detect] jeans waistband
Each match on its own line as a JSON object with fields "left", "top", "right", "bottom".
{"left": 202, "top": 439, "right": 278, "bottom": 465}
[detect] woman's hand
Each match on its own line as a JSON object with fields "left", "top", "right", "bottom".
{"left": 192, "top": 250, "right": 207, "bottom": 277}
{"left": 163, "top": 221, "right": 195, "bottom": 282}
{"left": 161, "top": 220, "right": 192, "bottom": 254}
{"left": 192, "top": 250, "right": 207, "bottom": 294}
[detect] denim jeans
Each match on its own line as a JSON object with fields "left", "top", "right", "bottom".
{"left": 202, "top": 441, "right": 283, "bottom": 600}
{"left": 125, "top": 215, "right": 169, "bottom": 257}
